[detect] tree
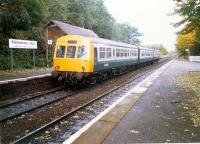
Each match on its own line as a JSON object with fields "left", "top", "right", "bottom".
{"left": 0, "top": 0, "right": 48, "bottom": 36}
{"left": 173, "top": 0, "right": 200, "bottom": 34}
{"left": 0, "top": 0, "right": 142, "bottom": 70}
{"left": 173, "top": 0, "right": 200, "bottom": 56}
{"left": 175, "top": 30, "right": 200, "bottom": 56}
{"left": 111, "top": 23, "right": 141, "bottom": 45}
{"left": 146, "top": 44, "right": 168, "bottom": 56}
{"left": 0, "top": 0, "right": 48, "bottom": 69}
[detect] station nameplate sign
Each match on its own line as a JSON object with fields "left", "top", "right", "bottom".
{"left": 9, "top": 39, "right": 37, "bottom": 49}
{"left": 48, "top": 40, "right": 53, "bottom": 45}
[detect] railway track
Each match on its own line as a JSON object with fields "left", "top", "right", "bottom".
{"left": 0, "top": 87, "right": 81, "bottom": 122}
{"left": 0, "top": 86, "right": 65, "bottom": 109}
{"left": 10, "top": 58, "right": 171, "bottom": 144}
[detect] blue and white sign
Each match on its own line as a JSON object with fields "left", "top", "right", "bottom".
{"left": 9, "top": 39, "right": 37, "bottom": 49}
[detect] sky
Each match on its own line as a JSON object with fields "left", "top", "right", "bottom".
{"left": 104, "top": 0, "right": 183, "bottom": 51}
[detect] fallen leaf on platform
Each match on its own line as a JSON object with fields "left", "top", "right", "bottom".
{"left": 152, "top": 105, "right": 160, "bottom": 108}
{"left": 184, "top": 129, "right": 189, "bottom": 132}
{"left": 155, "top": 92, "right": 161, "bottom": 96}
{"left": 130, "top": 129, "right": 139, "bottom": 134}
{"left": 171, "top": 99, "right": 181, "bottom": 104}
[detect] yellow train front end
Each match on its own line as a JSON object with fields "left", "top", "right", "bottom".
{"left": 52, "top": 35, "right": 94, "bottom": 84}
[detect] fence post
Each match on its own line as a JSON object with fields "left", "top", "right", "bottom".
{"left": 33, "top": 49, "right": 35, "bottom": 68}
{"left": 11, "top": 48, "right": 13, "bottom": 71}
{"left": 45, "top": 27, "right": 49, "bottom": 68}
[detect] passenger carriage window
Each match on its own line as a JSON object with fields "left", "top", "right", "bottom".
{"left": 56, "top": 46, "right": 65, "bottom": 58}
{"left": 66, "top": 46, "right": 76, "bottom": 58}
{"left": 125, "top": 49, "right": 127, "bottom": 57}
{"left": 121, "top": 49, "right": 123, "bottom": 57}
{"left": 134, "top": 51, "right": 137, "bottom": 56}
{"left": 106, "top": 48, "right": 112, "bottom": 58}
{"left": 116, "top": 49, "right": 120, "bottom": 57}
{"left": 113, "top": 49, "right": 115, "bottom": 57}
{"left": 100, "top": 47, "right": 105, "bottom": 59}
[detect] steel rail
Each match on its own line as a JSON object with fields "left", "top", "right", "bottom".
{"left": 11, "top": 58, "right": 171, "bottom": 144}
{"left": 0, "top": 86, "right": 65, "bottom": 109}
{"left": 0, "top": 89, "right": 81, "bottom": 122}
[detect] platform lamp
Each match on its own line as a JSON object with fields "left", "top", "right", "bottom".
{"left": 186, "top": 48, "right": 190, "bottom": 61}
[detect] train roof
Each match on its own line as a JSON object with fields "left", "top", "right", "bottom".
{"left": 89, "top": 37, "right": 138, "bottom": 49}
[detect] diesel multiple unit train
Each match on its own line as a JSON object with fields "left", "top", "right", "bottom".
{"left": 52, "top": 35, "right": 160, "bottom": 84}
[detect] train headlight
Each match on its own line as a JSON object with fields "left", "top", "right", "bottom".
{"left": 82, "top": 66, "right": 85, "bottom": 72}
{"left": 55, "top": 65, "right": 60, "bottom": 70}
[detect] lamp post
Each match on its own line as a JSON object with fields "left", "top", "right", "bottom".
{"left": 186, "top": 48, "right": 190, "bottom": 61}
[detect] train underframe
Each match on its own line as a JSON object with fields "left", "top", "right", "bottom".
{"left": 52, "top": 59, "right": 159, "bottom": 86}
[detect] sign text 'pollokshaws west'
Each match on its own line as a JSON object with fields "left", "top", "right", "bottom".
{"left": 9, "top": 39, "right": 37, "bottom": 49}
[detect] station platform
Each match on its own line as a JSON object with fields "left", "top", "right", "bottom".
{"left": 0, "top": 68, "right": 52, "bottom": 84}
{"left": 63, "top": 59, "right": 200, "bottom": 144}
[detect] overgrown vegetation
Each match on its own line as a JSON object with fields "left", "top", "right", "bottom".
{"left": 145, "top": 44, "right": 168, "bottom": 56}
{"left": 175, "top": 72, "right": 200, "bottom": 127}
{"left": 0, "top": 0, "right": 141, "bottom": 70}
{"left": 173, "top": 0, "right": 200, "bottom": 56}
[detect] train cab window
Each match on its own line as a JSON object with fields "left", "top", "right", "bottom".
{"left": 56, "top": 46, "right": 65, "bottom": 58}
{"left": 77, "top": 46, "right": 87, "bottom": 58}
{"left": 66, "top": 46, "right": 76, "bottom": 58}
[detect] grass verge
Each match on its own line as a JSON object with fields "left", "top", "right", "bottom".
{"left": 175, "top": 71, "right": 200, "bottom": 127}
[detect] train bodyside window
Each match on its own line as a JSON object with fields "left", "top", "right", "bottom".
{"left": 99, "top": 47, "right": 105, "bottom": 59}
{"left": 116, "top": 49, "right": 120, "bottom": 57}
{"left": 113, "top": 49, "right": 115, "bottom": 57}
{"left": 106, "top": 48, "right": 112, "bottom": 59}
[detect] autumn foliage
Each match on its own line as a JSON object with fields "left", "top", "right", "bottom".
{"left": 174, "top": 0, "right": 200, "bottom": 56}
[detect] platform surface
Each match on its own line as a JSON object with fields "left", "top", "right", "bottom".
{"left": 63, "top": 59, "right": 200, "bottom": 144}
{"left": 102, "top": 59, "right": 200, "bottom": 143}
{"left": 0, "top": 68, "right": 52, "bottom": 84}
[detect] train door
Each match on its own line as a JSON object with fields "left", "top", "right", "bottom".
{"left": 94, "top": 47, "right": 98, "bottom": 65}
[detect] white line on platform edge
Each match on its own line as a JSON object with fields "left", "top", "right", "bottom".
{"left": 63, "top": 60, "right": 172, "bottom": 144}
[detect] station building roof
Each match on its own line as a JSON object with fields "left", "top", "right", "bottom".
{"left": 45, "top": 20, "right": 98, "bottom": 38}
